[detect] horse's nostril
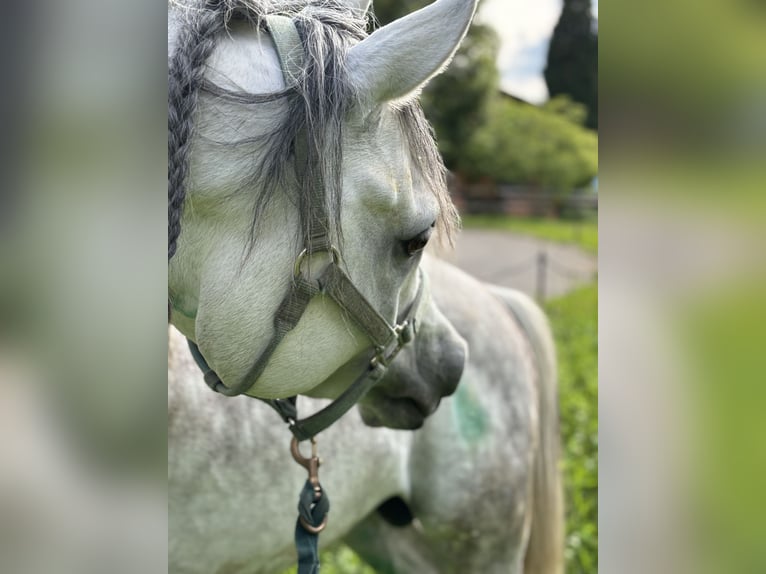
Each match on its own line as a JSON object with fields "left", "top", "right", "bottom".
{"left": 407, "top": 397, "right": 430, "bottom": 418}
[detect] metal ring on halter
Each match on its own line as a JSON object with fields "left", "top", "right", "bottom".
{"left": 293, "top": 246, "right": 341, "bottom": 278}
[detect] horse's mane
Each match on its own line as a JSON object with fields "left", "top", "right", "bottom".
{"left": 168, "top": 0, "right": 457, "bottom": 261}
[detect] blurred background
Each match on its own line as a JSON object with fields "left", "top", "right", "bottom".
{"left": 2, "top": 0, "right": 766, "bottom": 573}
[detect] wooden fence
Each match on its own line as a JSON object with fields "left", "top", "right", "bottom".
{"left": 449, "top": 182, "right": 598, "bottom": 219}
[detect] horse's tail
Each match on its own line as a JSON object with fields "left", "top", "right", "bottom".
{"left": 489, "top": 286, "right": 565, "bottom": 574}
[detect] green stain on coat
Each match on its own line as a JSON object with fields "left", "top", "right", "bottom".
{"left": 169, "top": 293, "right": 197, "bottom": 320}
{"left": 453, "top": 384, "right": 488, "bottom": 443}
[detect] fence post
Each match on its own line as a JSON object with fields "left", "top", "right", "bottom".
{"left": 536, "top": 250, "right": 547, "bottom": 302}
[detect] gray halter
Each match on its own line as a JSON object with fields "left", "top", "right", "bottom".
{"left": 188, "top": 15, "right": 427, "bottom": 442}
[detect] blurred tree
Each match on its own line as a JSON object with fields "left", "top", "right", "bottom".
{"left": 372, "top": 0, "right": 598, "bottom": 191}
{"left": 543, "top": 95, "right": 589, "bottom": 127}
{"left": 461, "top": 95, "right": 598, "bottom": 189}
{"left": 372, "top": 0, "right": 500, "bottom": 170}
{"left": 545, "top": 0, "right": 598, "bottom": 130}
{"left": 419, "top": 24, "right": 500, "bottom": 169}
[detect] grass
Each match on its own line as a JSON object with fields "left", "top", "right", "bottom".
{"left": 545, "top": 283, "right": 599, "bottom": 574}
{"left": 460, "top": 214, "right": 599, "bottom": 254}
{"left": 280, "top": 543, "right": 374, "bottom": 574}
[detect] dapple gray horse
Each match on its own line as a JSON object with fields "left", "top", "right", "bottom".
{"left": 168, "top": 0, "right": 562, "bottom": 571}
{"left": 169, "top": 255, "right": 562, "bottom": 574}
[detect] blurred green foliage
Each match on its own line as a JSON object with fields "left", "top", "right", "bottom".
{"left": 602, "top": 0, "right": 766, "bottom": 148}
{"left": 420, "top": 23, "right": 501, "bottom": 170}
{"left": 461, "top": 214, "right": 599, "bottom": 253}
{"left": 460, "top": 95, "right": 598, "bottom": 188}
{"left": 545, "top": 283, "right": 599, "bottom": 574}
{"left": 374, "top": 0, "right": 598, "bottom": 189}
{"left": 681, "top": 280, "right": 766, "bottom": 574}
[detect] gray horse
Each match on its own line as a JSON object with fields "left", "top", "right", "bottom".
{"left": 168, "top": 0, "right": 563, "bottom": 571}
{"left": 169, "top": 255, "right": 563, "bottom": 574}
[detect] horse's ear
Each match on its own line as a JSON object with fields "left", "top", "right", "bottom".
{"left": 346, "top": 0, "right": 478, "bottom": 105}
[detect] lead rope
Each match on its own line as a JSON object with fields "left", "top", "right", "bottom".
{"left": 290, "top": 437, "right": 329, "bottom": 574}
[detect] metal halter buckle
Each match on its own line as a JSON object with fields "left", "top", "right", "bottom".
{"left": 370, "top": 321, "right": 413, "bottom": 370}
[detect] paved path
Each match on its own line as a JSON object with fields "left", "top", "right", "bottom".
{"left": 437, "top": 229, "right": 597, "bottom": 300}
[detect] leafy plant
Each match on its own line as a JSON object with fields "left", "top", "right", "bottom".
{"left": 460, "top": 96, "right": 598, "bottom": 189}
{"left": 545, "top": 283, "right": 599, "bottom": 574}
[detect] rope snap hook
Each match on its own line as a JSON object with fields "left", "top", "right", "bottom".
{"left": 290, "top": 436, "right": 321, "bottom": 491}
{"left": 290, "top": 436, "right": 328, "bottom": 534}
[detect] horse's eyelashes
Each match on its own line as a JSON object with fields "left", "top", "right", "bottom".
{"left": 403, "top": 226, "right": 433, "bottom": 256}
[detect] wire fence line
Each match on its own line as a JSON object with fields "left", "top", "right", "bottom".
{"left": 486, "top": 250, "right": 597, "bottom": 300}
{"left": 489, "top": 256, "right": 539, "bottom": 278}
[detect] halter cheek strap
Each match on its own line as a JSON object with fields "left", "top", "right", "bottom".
{"left": 188, "top": 268, "right": 428, "bottom": 440}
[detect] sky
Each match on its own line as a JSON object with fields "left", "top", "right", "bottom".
{"left": 476, "top": 0, "right": 598, "bottom": 104}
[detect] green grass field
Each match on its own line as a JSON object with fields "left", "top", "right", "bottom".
{"left": 461, "top": 214, "right": 599, "bottom": 254}
{"left": 545, "top": 283, "right": 598, "bottom": 574}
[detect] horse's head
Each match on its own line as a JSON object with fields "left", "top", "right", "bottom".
{"left": 168, "top": 0, "right": 472, "bottom": 426}
{"left": 356, "top": 260, "right": 468, "bottom": 429}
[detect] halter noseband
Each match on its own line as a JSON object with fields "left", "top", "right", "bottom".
{"left": 186, "top": 15, "right": 428, "bottom": 441}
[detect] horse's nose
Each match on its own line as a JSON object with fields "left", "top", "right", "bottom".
{"left": 436, "top": 330, "right": 466, "bottom": 399}
{"left": 408, "top": 334, "right": 465, "bottom": 415}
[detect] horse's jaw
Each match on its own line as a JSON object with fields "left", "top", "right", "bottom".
{"left": 245, "top": 299, "right": 371, "bottom": 399}
{"left": 188, "top": 294, "right": 372, "bottom": 400}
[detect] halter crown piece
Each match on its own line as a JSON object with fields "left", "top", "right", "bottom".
{"left": 186, "top": 14, "right": 428, "bottom": 441}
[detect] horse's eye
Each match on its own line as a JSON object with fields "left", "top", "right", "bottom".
{"left": 403, "top": 223, "right": 435, "bottom": 257}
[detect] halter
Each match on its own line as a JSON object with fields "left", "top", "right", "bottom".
{"left": 175, "top": 13, "right": 433, "bottom": 572}
{"left": 186, "top": 14, "right": 428, "bottom": 442}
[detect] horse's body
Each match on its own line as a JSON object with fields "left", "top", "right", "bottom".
{"left": 168, "top": 0, "right": 562, "bottom": 571}
{"left": 169, "top": 255, "right": 562, "bottom": 574}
